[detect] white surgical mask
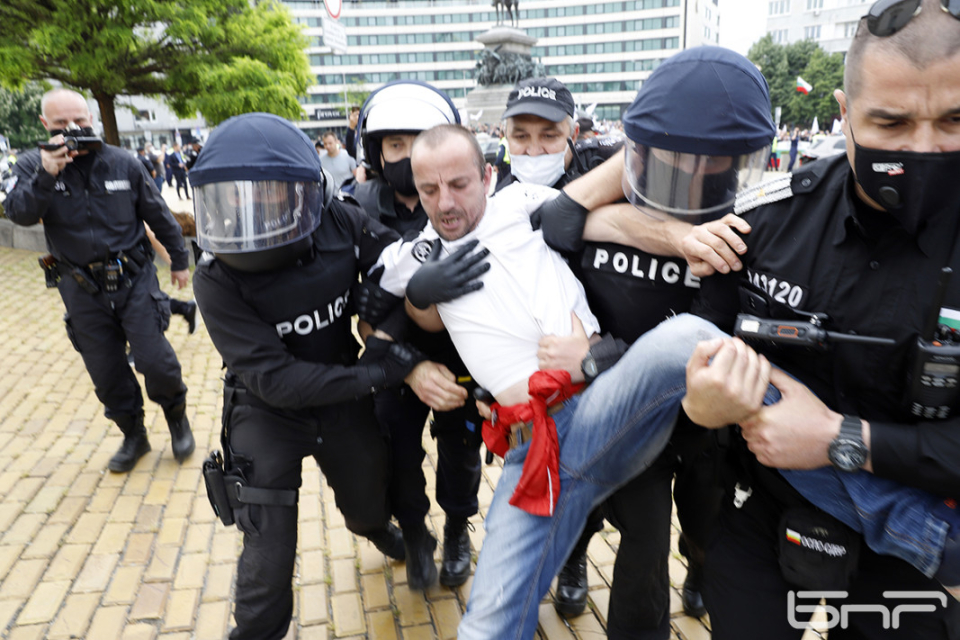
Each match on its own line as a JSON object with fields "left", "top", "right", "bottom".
{"left": 510, "top": 150, "right": 567, "bottom": 187}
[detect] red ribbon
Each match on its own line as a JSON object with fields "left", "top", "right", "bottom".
{"left": 481, "top": 370, "right": 583, "bottom": 517}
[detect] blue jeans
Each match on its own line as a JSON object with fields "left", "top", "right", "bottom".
{"left": 459, "top": 313, "right": 955, "bottom": 639}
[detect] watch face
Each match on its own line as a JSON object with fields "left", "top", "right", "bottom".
{"left": 584, "top": 358, "right": 598, "bottom": 376}
{"left": 829, "top": 439, "right": 867, "bottom": 472}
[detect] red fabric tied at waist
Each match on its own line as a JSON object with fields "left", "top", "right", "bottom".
{"left": 481, "top": 370, "right": 584, "bottom": 517}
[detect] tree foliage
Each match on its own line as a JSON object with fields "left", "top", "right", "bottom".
{"left": 747, "top": 35, "right": 846, "bottom": 131}
{"left": 0, "top": 0, "right": 312, "bottom": 145}
{"left": 0, "top": 82, "right": 48, "bottom": 149}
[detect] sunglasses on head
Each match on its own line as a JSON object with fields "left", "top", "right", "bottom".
{"left": 865, "top": 0, "right": 960, "bottom": 36}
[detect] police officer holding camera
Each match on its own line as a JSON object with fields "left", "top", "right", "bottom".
{"left": 682, "top": 2, "right": 960, "bottom": 636}
{"left": 5, "top": 88, "right": 195, "bottom": 473}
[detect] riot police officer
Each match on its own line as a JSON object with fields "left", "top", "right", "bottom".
{"left": 352, "top": 80, "right": 482, "bottom": 590}
{"left": 191, "top": 113, "right": 441, "bottom": 639}
{"left": 4, "top": 88, "right": 195, "bottom": 473}
{"left": 530, "top": 48, "right": 776, "bottom": 632}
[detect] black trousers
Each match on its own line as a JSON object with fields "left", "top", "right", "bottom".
{"left": 703, "top": 478, "right": 960, "bottom": 640}
{"left": 172, "top": 170, "right": 188, "bottom": 198}
{"left": 374, "top": 384, "right": 482, "bottom": 528}
{"left": 226, "top": 398, "right": 390, "bottom": 640}
{"left": 60, "top": 262, "right": 187, "bottom": 420}
{"left": 602, "top": 421, "right": 725, "bottom": 640}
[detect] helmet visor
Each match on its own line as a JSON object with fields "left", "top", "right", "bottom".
{"left": 194, "top": 180, "right": 321, "bottom": 254}
{"left": 622, "top": 139, "right": 769, "bottom": 222}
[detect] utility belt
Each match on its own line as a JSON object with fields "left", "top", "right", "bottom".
{"left": 202, "top": 377, "right": 299, "bottom": 527}
{"left": 38, "top": 243, "right": 150, "bottom": 294}
{"left": 726, "top": 429, "right": 862, "bottom": 591}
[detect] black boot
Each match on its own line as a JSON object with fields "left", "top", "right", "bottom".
{"left": 403, "top": 521, "right": 438, "bottom": 590}
{"left": 108, "top": 412, "right": 151, "bottom": 473}
{"left": 170, "top": 299, "right": 198, "bottom": 334}
{"left": 366, "top": 523, "right": 405, "bottom": 561}
{"left": 554, "top": 537, "right": 590, "bottom": 617}
{"left": 163, "top": 402, "right": 195, "bottom": 462}
{"left": 681, "top": 563, "right": 707, "bottom": 618}
{"left": 439, "top": 517, "right": 472, "bottom": 587}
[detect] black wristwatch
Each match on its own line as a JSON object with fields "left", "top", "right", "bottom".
{"left": 828, "top": 414, "right": 868, "bottom": 472}
{"left": 581, "top": 350, "right": 599, "bottom": 385}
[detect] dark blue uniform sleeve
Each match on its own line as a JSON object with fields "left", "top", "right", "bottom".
{"left": 4, "top": 150, "right": 56, "bottom": 227}
{"left": 870, "top": 421, "right": 960, "bottom": 498}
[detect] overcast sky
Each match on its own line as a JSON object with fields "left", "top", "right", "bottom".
{"left": 718, "top": 0, "right": 768, "bottom": 56}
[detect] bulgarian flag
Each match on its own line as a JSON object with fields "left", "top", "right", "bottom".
{"left": 796, "top": 76, "right": 813, "bottom": 95}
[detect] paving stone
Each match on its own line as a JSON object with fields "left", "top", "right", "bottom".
{"left": 93, "top": 521, "right": 134, "bottom": 555}
{"left": 73, "top": 552, "right": 120, "bottom": 592}
{"left": 367, "top": 609, "right": 399, "bottom": 640}
{"left": 130, "top": 582, "right": 171, "bottom": 620}
{"left": 44, "top": 543, "right": 91, "bottom": 581}
{"left": 163, "top": 588, "right": 199, "bottom": 632}
{"left": 0, "top": 557, "right": 47, "bottom": 599}
{"left": 431, "top": 597, "right": 462, "bottom": 639}
{"left": 202, "top": 562, "right": 235, "bottom": 602}
{"left": 300, "top": 583, "right": 329, "bottom": 626}
{"left": 195, "top": 599, "right": 231, "bottom": 640}
{"left": 87, "top": 604, "right": 129, "bottom": 639}
{"left": 21, "top": 522, "right": 68, "bottom": 560}
{"left": 331, "top": 592, "right": 365, "bottom": 636}
{"left": 104, "top": 564, "right": 146, "bottom": 605}
{"left": 16, "top": 580, "right": 70, "bottom": 625}
{"left": 331, "top": 557, "right": 358, "bottom": 594}
{"left": 361, "top": 573, "right": 391, "bottom": 611}
{"left": 46, "top": 592, "right": 100, "bottom": 639}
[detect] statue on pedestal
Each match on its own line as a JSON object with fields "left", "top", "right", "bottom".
{"left": 493, "top": 0, "right": 518, "bottom": 28}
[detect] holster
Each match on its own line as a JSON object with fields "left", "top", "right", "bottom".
{"left": 38, "top": 254, "right": 60, "bottom": 288}
{"left": 203, "top": 380, "right": 298, "bottom": 527}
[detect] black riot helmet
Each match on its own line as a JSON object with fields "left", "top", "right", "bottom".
{"left": 190, "top": 113, "right": 323, "bottom": 272}
{"left": 621, "top": 46, "right": 776, "bottom": 223}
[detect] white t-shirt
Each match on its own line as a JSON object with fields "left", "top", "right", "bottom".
{"left": 375, "top": 183, "right": 600, "bottom": 396}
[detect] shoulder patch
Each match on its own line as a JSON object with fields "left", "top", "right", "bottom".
{"left": 411, "top": 239, "right": 434, "bottom": 263}
{"left": 734, "top": 174, "right": 794, "bottom": 215}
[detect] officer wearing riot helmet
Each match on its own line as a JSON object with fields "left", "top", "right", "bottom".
{"left": 528, "top": 47, "right": 775, "bottom": 631}
{"left": 682, "top": 3, "right": 960, "bottom": 636}
{"left": 191, "top": 113, "right": 439, "bottom": 639}
{"left": 352, "top": 80, "right": 484, "bottom": 590}
{"left": 4, "top": 87, "right": 195, "bottom": 473}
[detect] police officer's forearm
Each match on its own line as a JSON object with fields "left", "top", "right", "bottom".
{"left": 4, "top": 156, "right": 53, "bottom": 226}
{"left": 583, "top": 203, "right": 691, "bottom": 257}
{"left": 867, "top": 419, "right": 960, "bottom": 498}
{"left": 561, "top": 149, "right": 625, "bottom": 211}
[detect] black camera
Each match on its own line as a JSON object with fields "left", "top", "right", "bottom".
{"left": 37, "top": 126, "right": 103, "bottom": 153}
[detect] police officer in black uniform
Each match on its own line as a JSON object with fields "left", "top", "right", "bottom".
{"left": 683, "top": 3, "right": 960, "bottom": 637}
{"left": 5, "top": 88, "right": 195, "bottom": 473}
{"left": 352, "top": 80, "right": 483, "bottom": 590}
{"left": 527, "top": 51, "right": 775, "bottom": 634}
{"left": 191, "top": 113, "right": 444, "bottom": 640}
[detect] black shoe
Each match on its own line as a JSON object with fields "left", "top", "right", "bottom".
{"left": 681, "top": 564, "right": 707, "bottom": 618}
{"left": 163, "top": 402, "right": 195, "bottom": 462}
{"left": 554, "top": 546, "right": 589, "bottom": 617}
{"left": 439, "top": 517, "right": 472, "bottom": 587}
{"left": 367, "top": 523, "right": 405, "bottom": 560}
{"left": 108, "top": 413, "right": 151, "bottom": 473}
{"left": 403, "top": 522, "right": 438, "bottom": 590}
{"left": 183, "top": 300, "right": 197, "bottom": 334}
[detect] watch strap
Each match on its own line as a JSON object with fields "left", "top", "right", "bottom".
{"left": 839, "top": 414, "right": 864, "bottom": 444}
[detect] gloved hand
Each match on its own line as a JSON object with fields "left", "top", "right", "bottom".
{"left": 361, "top": 335, "right": 425, "bottom": 390}
{"left": 530, "top": 191, "right": 589, "bottom": 253}
{"left": 406, "top": 238, "right": 490, "bottom": 310}
{"left": 354, "top": 266, "right": 403, "bottom": 326}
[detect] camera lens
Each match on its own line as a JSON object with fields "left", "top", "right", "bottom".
{"left": 64, "top": 138, "right": 79, "bottom": 151}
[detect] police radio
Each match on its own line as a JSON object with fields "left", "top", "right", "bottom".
{"left": 908, "top": 268, "right": 960, "bottom": 420}
{"left": 734, "top": 313, "right": 896, "bottom": 351}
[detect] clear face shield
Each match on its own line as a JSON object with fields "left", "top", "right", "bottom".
{"left": 194, "top": 180, "right": 321, "bottom": 254}
{"left": 622, "top": 139, "right": 770, "bottom": 223}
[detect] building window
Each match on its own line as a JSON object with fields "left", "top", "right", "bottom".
{"left": 806, "top": 0, "right": 823, "bottom": 9}
{"left": 770, "top": 28, "right": 788, "bottom": 43}
{"left": 769, "top": 0, "right": 790, "bottom": 15}
{"left": 804, "top": 25, "right": 821, "bottom": 39}
{"left": 843, "top": 21, "right": 859, "bottom": 37}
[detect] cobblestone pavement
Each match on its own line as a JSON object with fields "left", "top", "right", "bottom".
{"left": 0, "top": 183, "right": 818, "bottom": 639}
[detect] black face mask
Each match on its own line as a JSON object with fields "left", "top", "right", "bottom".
{"left": 382, "top": 157, "right": 418, "bottom": 197}
{"left": 851, "top": 130, "right": 960, "bottom": 236}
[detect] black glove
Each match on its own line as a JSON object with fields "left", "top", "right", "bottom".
{"left": 361, "top": 336, "right": 424, "bottom": 390}
{"left": 406, "top": 238, "right": 490, "bottom": 310}
{"left": 530, "top": 191, "right": 589, "bottom": 254}
{"left": 354, "top": 266, "right": 402, "bottom": 327}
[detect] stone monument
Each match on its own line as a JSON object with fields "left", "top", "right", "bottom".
{"left": 464, "top": 4, "right": 545, "bottom": 127}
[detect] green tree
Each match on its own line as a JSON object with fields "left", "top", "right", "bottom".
{"left": 788, "top": 47, "right": 846, "bottom": 133}
{"left": 748, "top": 35, "right": 791, "bottom": 123}
{"left": 0, "top": 0, "right": 311, "bottom": 146}
{"left": 344, "top": 78, "right": 371, "bottom": 116}
{"left": 0, "top": 82, "right": 48, "bottom": 149}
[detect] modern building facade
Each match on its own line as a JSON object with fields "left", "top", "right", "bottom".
{"left": 287, "top": 0, "right": 720, "bottom": 134}
{"left": 766, "top": 0, "right": 869, "bottom": 53}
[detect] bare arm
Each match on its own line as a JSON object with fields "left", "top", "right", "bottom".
{"left": 583, "top": 203, "right": 691, "bottom": 257}
{"left": 562, "top": 149, "right": 626, "bottom": 210}
{"left": 405, "top": 299, "right": 445, "bottom": 332}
